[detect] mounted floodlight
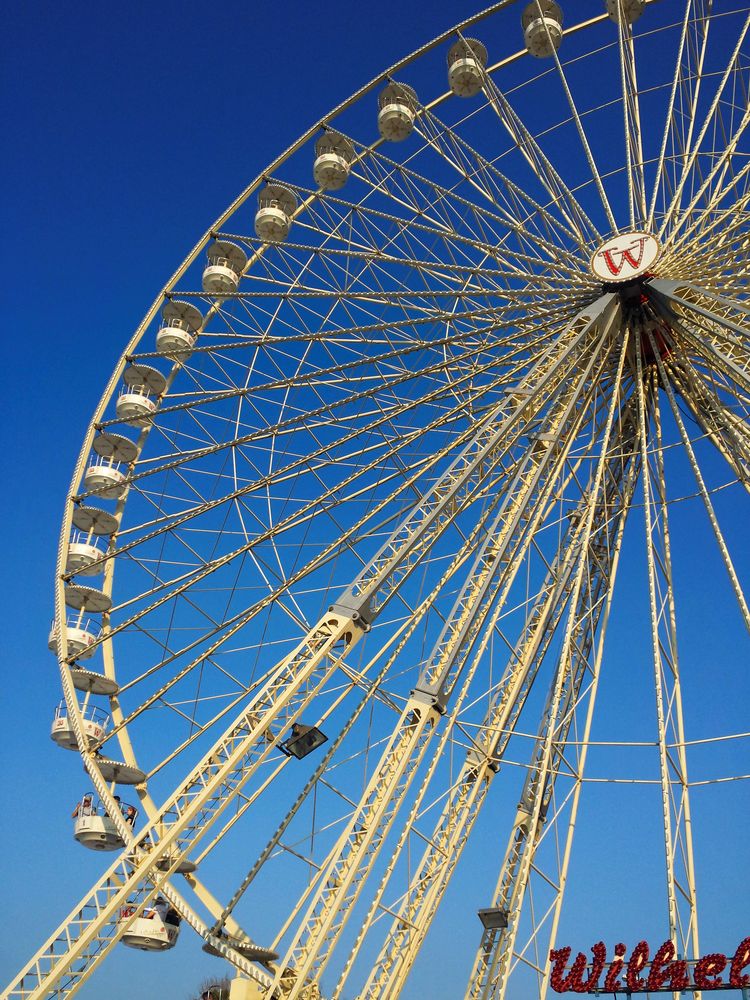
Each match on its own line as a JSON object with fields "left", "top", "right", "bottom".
{"left": 478, "top": 907, "right": 508, "bottom": 930}
{"left": 280, "top": 723, "right": 328, "bottom": 760}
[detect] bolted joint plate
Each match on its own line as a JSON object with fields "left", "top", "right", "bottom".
{"left": 465, "top": 747, "right": 500, "bottom": 774}
{"left": 411, "top": 684, "right": 447, "bottom": 714}
{"left": 328, "top": 596, "right": 374, "bottom": 630}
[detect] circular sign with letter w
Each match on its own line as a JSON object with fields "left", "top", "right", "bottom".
{"left": 590, "top": 231, "right": 661, "bottom": 283}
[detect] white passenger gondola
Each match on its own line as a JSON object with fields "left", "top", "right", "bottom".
{"left": 156, "top": 299, "right": 203, "bottom": 359}
{"left": 69, "top": 667, "right": 119, "bottom": 696}
{"left": 202, "top": 930, "right": 278, "bottom": 962}
{"left": 155, "top": 855, "right": 198, "bottom": 874}
{"left": 522, "top": 1, "right": 563, "bottom": 58}
{"left": 255, "top": 184, "right": 297, "bottom": 242}
{"left": 115, "top": 364, "right": 166, "bottom": 426}
{"left": 199, "top": 984, "right": 230, "bottom": 1000}
{"left": 447, "top": 38, "right": 488, "bottom": 97}
{"left": 119, "top": 901, "right": 180, "bottom": 951}
{"left": 95, "top": 757, "right": 147, "bottom": 785}
{"left": 377, "top": 82, "right": 418, "bottom": 142}
{"left": 56, "top": 512, "right": 116, "bottom": 656}
{"left": 84, "top": 432, "right": 137, "bottom": 500}
{"left": 72, "top": 794, "right": 134, "bottom": 851}
{"left": 64, "top": 583, "right": 112, "bottom": 614}
{"left": 65, "top": 530, "right": 105, "bottom": 576}
{"left": 51, "top": 700, "right": 109, "bottom": 749}
{"left": 72, "top": 505, "right": 118, "bottom": 538}
{"left": 83, "top": 458, "right": 125, "bottom": 500}
{"left": 313, "top": 132, "right": 355, "bottom": 191}
{"left": 202, "top": 240, "right": 248, "bottom": 295}
{"left": 48, "top": 616, "right": 100, "bottom": 659}
{"left": 605, "top": 0, "right": 644, "bottom": 23}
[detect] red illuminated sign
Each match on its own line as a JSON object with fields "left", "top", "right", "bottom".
{"left": 549, "top": 937, "right": 750, "bottom": 993}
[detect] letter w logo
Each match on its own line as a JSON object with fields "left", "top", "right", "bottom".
{"left": 597, "top": 237, "right": 648, "bottom": 277}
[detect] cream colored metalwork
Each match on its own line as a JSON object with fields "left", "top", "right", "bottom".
{"left": 353, "top": 404, "right": 642, "bottom": 999}
{"left": 270, "top": 302, "right": 623, "bottom": 999}
{"left": 634, "top": 339, "right": 700, "bottom": 997}
{"left": 464, "top": 329, "right": 634, "bottom": 999}
{"left": 9, "top": 2, "right": 749, "bottom": 998}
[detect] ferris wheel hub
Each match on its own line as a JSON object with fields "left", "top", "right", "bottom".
{"left": 590, "top": 231, "right": 661, "bottom": 283}
{"left": 21, "top": 4, "right": 746, "bottom": 997}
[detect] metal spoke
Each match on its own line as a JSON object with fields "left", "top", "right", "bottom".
{"left": 17, "top": 7, "right": 749, "bottom": 1000}
{"left": 634, "top": 333, "right": 700, "bottom": 972}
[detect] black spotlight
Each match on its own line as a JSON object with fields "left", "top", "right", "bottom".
{"left": 280, "top": 723, "right": 328, "bottom": 760}
{"left": 477, "top": 907, "right": 508, "bottom": 930}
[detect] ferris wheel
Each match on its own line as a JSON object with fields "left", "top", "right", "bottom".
{"left": 8, "top": 0, "right": 750, "bottom": 997}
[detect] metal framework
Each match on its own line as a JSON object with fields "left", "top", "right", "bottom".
{"left": 9, "top": 2, "right": 749, "bottom": 999}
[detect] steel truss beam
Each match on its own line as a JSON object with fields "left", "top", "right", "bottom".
{"left": 645, "top": 282, "right": 750, "bottom": 488}
{"left": 5, "top": 299, "right": 613, "bottom": 1000}
{"left": 201, "top": 437, "right": 550, "bottom": 947}
{"left": 271, "top": 300, "right": 624, "bottom": 998}
{"left": 464, "top": 330, "right": 637, "bottom": 1000}
{"left": 352, "top": 388, "right": 641, "bottom": 1000}
{"left": 635, "top": 330, "right": 701, "bottom": 996}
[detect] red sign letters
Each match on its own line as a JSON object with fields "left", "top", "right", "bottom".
{"left": 549, "top": 937, "right": 750, "bottom": 993}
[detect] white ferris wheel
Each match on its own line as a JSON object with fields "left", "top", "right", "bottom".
{"left": 8, "top": 1, "right": 750, "bottom": 997}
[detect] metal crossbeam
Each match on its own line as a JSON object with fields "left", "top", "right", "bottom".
{"left": 465, "top": 330, "right": 635, "bottom": 1000}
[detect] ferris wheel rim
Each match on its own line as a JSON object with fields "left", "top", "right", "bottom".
{"left": 40, "top": 3, "right": 750, "bottom": 999}
{"left": 56, "top": 0, "right": 750, "bottom": 865}
{"left": 52, "top": 0, "right": 624, "bottom": 779}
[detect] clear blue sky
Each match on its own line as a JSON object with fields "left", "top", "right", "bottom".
{"left": 0, "top": 5, "right": 499, "bottom": 997}
{"left": 1, "top": 3, "right": 747, "bottom": 999}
